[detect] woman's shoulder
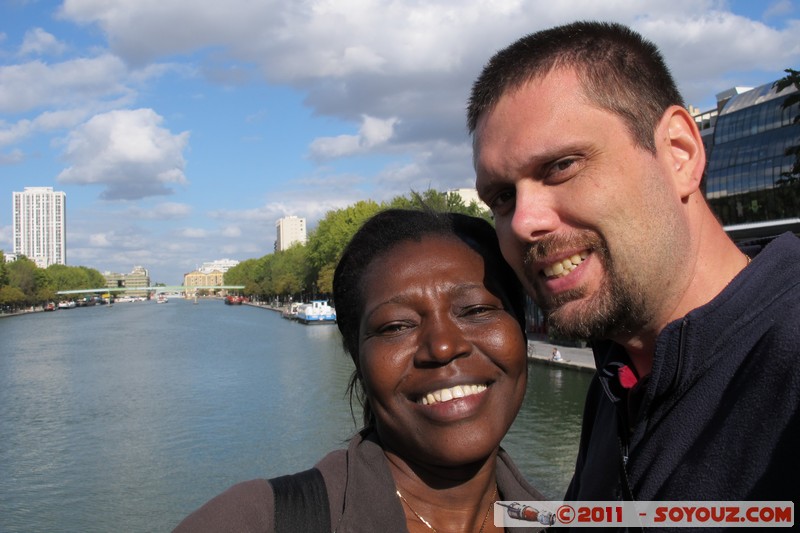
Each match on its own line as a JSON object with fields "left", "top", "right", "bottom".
{"left": 172, "top": 478, "right": 274, "bottom": 532}
{"left": 497, "top": 447, "right": 547, "bottom": 501}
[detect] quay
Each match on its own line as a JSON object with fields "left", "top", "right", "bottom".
{"left": 527, "top": 340, "right": 596, "bottom": 372}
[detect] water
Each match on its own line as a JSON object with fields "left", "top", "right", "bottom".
{"left": 0, "top": 299, "right": 591, "bottom": 532}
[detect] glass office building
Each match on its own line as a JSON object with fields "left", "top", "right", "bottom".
{"left": 704, "top": 80, "right": 800, "bottom": 234}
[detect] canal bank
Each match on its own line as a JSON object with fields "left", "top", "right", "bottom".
{"left": 527, "top": 340, "right": 596, "bottom": 372}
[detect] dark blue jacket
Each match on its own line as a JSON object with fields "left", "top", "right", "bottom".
{"left": 565, "top": 233, "right": 800, "bottom": 504}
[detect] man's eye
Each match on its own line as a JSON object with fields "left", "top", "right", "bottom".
{"left": 554, "top": 158, "right": 575, "bottom": 171}
{"left": 489, "top": 190, "right": 515, "bottom": 215}
{"left": 548, "top": 157, "right": 579, "bottom": 179}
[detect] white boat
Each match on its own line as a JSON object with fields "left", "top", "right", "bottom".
{"left": 296, "top": 300, "right": 336, "bottom": 324}
{"left": 156, "top": 294, "right": 169, "bottom": 304}
{"left": 57, "top": 300, "right": 76, "bottom": 309}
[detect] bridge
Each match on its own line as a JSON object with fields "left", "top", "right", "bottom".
{"left": 56, "top": 285, "right": 245, "bottom": 295}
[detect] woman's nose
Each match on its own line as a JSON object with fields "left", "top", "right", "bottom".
{"left": 415, "top": 315, "right": 472, "bottom": 365}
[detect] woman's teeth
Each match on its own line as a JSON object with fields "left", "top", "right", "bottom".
{"left": 543, "top": 251, "right": 589, "bottom": 279}
{"left": 419, "top": 384, "right": 487, "bottom": 405}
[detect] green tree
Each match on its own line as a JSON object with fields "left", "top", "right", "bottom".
{"left": 389, "top": 189, "right": 492, "bottom": 221}
{"left": 0, "top": 285, "right": 27, "bottom": 311}
{"left": 272, "top": 244, "right": 308, "bottom": 297}
{"left": 0, "top": 251, "right": 8, "bottom": 287}
{"left": 224, "top": 188, "right": 491, "bottom": 303}
{"left": 306, "top": 200, "right": 382, "bottom": 284}
{"left": 6, "top": 256, "right": 40, "bottom": 304}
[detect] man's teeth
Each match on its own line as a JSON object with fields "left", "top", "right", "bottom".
{"left": 419, "top": 384, "right": 487, "bottom": 405}
{"left": 543, "top": 251, "right": 589, "bottom": 279}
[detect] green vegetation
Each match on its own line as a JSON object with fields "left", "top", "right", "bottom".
{"left": 0, "top": 250, "right": 107, "bottom": 313}
{"left": 0, "top": 189, "right": 488, "bottom": 311}
{"left": 225, "top": 189, "right": 490, "bottom": 303}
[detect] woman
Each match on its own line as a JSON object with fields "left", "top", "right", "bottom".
{"left": 174, "top": 209, "right": 543, "bottom": 532}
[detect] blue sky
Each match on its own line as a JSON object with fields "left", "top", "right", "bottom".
{"left": 1, "top": 0, "right": 799, "bottom": 284}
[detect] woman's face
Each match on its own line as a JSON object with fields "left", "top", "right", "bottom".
{"left": 358, "top": 235, "right": 527, "bottom": 467}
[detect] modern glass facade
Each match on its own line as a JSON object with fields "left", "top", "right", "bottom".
{"left": 705, "top": 81, "right": 800, "bottom": 226}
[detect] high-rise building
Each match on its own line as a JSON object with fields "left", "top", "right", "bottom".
{"left": 12, "top": 186, "right": 67, "bottom": 268}
{"left": 275, "top": 216, "right": 307, "bottom": 252}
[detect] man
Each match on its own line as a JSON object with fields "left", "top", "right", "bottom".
{"left": 468, "top": 21, "right": 800, "bottom": 502}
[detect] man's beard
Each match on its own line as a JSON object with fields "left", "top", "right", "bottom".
{"left": 523, "top": 232, "right": 652, "bottom": 340}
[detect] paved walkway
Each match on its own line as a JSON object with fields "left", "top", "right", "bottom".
{"left": 527, "top": 340, "right": 596, "bottom": 372}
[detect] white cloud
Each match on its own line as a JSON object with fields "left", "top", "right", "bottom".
{"left": 57, "top": 108, "right": 190, "bottom": 200}
{"left": 221, "top": 225, "right": 241, "bottom": 237}
{"left": 56, "top": 1, "right": 800, "bottom": 132}
{"left": 0, "top": 225, "right": 10, "bottom": 248}
{"left": 309, "top": 115, "right": 398, "bottom": 159}
{"left": 0, "top": 54, "right": 131, "bottom": 113}
{"left": 179, "top": 228, "right": 209, "bottom": 238}
{"left": 764, "top": 0, "right": 794, "bottom": 19}
{"left": 0, "top": 148, "right": 24, "bottom": 165}
{"left": 89, "top": 233, "right": 112, "bottom": 247}
{"left": 19, "top": 28, "right": 67, "bottom": 57}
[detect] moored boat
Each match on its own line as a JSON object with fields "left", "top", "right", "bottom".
{"left": 296, "top": 300, "right": 336, "bottom": 324}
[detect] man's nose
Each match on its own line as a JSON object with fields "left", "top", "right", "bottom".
{"left": 509, "top": 186, "right": 559, "bottom": 243}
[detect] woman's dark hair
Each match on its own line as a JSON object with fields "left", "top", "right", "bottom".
{"left": 333, "top": 208, "right": 526, "bottom": 429}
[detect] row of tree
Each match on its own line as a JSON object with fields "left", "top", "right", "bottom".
{"left": 224, "top": 189, "right": 490, "bottom": 303}
{"left": 0, "top": 252, "right": 107, "bottom": 312}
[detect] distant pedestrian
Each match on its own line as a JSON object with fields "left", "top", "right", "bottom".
{"left": 551, "top": 348, "right": 563, "bottom": 362}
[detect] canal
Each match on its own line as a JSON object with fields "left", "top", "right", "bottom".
{"left": 0, "top": 298, "right": 591, "bottom": 532}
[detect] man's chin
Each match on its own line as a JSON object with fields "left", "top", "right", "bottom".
{"left": 545, "top": 297, "right": 611, "bottom": 340}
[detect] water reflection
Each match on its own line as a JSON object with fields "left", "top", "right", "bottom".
{"left": 502, "top": 361, "right": 591, "bottom": 499}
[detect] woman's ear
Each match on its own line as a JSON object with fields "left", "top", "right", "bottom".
{"left": 658, "top": 105, "right": 706, "bottom": 199}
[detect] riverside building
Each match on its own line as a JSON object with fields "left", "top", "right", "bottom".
{"left": 104, "top": 266, "right": 151, "bottom": 298}
{"left": 12, "top": 186, "right": 67, "bottom": 268}
{"left": 695, "top": 79, "right": 800, "bottom": 244}
{"left": 183, "top": 259, "right": 239, "bottom": 296}
{"left": 275, "top": 216, "right": 307, "bottom": 252}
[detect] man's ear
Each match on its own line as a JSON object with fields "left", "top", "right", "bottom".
{"left": 658, "top": 105, "right": 706, "bottom": 199}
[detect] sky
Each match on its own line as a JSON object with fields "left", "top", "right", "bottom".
{"left": 1, "top": 0, "right": 799, "bottom": 284}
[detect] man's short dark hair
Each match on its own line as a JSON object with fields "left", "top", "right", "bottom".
{"left": 467, "top": 21, "right": 684, "bottom": 153}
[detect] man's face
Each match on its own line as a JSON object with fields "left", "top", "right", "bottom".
{"left": 473, "top": 68, "right": 688, "bottom": 341}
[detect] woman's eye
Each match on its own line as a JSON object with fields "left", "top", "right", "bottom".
{"left": 463, "top": 305, "right": 496, "bottom": 317}
{"left": 376, "top": 322, "right": 410, "bottom": 335}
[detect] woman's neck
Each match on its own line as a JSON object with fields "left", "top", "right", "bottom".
{"left": 384, "top": 448, "right": 503, "bottom": 532}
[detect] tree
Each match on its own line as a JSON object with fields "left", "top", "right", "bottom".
{"left": 0, "top": 251, "right": 8, "bottom": 287}
{"left": 389, "top": 189, "right": 492, "bottom": 221}
{"left": 0, "top": 285, "right": 27, "bottom": 311}
{"left": 306, "top": 200, "right": 382, "bottom": 282}
{"left": 6, "top": 256, "right": 40, "bottom": 304}
{"left": 271, "top": 244, "right": 308, "bottom": 297}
